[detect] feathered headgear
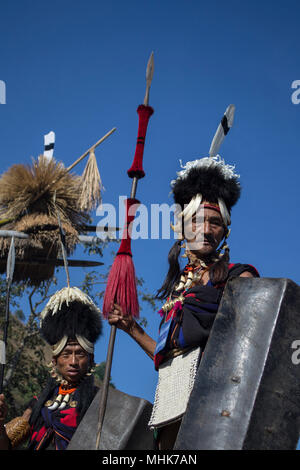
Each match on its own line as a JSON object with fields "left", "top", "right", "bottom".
{"left": 171, "top": 155, "right": 240, "bottom": 226}
{"left": 172, "top": 155, "right": 240, "bottom": 209}
{"left": 171, "top": 105, "right": 240, "bottom": 230}
{"left": 40, "top": 287, "right": 102, "bottom": 356}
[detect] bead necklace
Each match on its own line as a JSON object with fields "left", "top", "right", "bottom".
{"left": 160, "top": 258, "right": 213, "bottom": 315}
{"left": 45, "top": 384, "right": 78, "bottom": 411}
{"left": 161, "top": 294, "right": 185, "bottom": 315}
{"left": 175, "top": 262, "right": 210, "bottom": 292}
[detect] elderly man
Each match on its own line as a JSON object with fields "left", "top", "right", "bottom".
{"left": 108, "top": 155, "right": 259, "bottom": 449}
{"left": 0, "top": 287, "right": 102, "bottom": 450}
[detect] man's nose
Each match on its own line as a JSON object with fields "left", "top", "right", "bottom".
{"left": 203, "top": 221, "right": 212, "bottom": 234}
{"left": 69, "top": 354, "right": 79, "bottom": 366}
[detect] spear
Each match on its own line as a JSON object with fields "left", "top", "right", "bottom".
{"left": 0, "top": 258, "right": 103, "bottom": 268}
{"left": 0, "top": 236, "right": 15, "bottom": 393}
{"left": 95, "top": 52, "right": 154, "bottom": 450}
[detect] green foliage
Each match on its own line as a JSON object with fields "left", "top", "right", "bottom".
{"left": 14, "top": 309, "right": 25, "bottom": 321}
{"left": 82, "top": 236, "right": 113, "bottom": 258}
{"left": 0, "top": 276, "right": 54, "bottom": 420}
{"left": 93, "top": 362, "right": 115, "bottom": 389}
{"left": 0, "top": 314, "right": 49, "bottom": 421}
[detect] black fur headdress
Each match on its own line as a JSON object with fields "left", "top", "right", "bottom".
{"left": 171, "top": 156, "right": 241, "bottom": 212}
{"left": 40, "top": 287, "right": 102, "bottom": 354}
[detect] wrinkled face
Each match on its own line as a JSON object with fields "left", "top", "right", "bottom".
{"left": 53, "top": 342, "right": 92, "bottom": 386}
{"left": 185, "top": 205, "right": 225, "bottom": 257}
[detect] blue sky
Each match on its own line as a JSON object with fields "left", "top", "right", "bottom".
{"left": 0, "top": 0, "right": 299, "bottom": 446}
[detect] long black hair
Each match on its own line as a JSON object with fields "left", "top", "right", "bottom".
{"left": 156, "top": 240, "right": 183, "bottom": 300}
{"left": 156, "top": 239, "right": 230, "bottom": 300}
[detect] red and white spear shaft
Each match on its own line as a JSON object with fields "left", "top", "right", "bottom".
{"left": 95, "top": 52, "right": 154, "bottom": 449}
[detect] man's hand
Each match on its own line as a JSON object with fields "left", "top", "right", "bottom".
{"left": 108, "top": 303, "right": 156, "bottom": 360}
{"left": 107, "top": 303, "right": 135, "bottom": 334}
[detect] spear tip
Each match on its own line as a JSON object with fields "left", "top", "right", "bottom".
{"left": 146, "top": 51, "right": 154, "bottom": 84}
{"left": 144, "top": 52, "right": 154, "bottom": 106}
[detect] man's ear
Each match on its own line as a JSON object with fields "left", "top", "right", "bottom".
{"left": 52, "top": 357, "right": 57, "bottom": 366}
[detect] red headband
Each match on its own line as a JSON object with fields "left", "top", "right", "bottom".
{"left": 201, "top": 202, "right": 221, "bottom": 214}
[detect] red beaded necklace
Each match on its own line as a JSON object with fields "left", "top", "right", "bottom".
{"left": 58, "top": 385, "right": 77, "bottom": 396}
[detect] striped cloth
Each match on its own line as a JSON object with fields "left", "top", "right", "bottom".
{"left": 154, "top": 263, "right": 259, "bottom": 370}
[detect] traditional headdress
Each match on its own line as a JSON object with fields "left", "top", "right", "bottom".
{"left": 40, "top": 287, "right": 102, "bottom": 357}
{"left": 171, "top": 105, "right": 240, "bottom": 239}
{"left": 34, "top": 288, "right": 102, "bottom": 411}
{"left": 171, "top": 155, "right": 240, "bottom": 230}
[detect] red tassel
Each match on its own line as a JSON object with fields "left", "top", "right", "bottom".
{"left": 102, "top": 254, "right": 139, "bottom": 319}
{"left": 102, "top": 198, "right": 140, "bottom": 319}
{"left": 127, "top": 105, "right": 154, "bottom": 179}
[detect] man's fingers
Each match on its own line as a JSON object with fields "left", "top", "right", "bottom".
{"left": 113, "top": 303, "right": 124, "bottom": 314}
{"left": 108, "top": 314, "right": 124, "bottom": 325}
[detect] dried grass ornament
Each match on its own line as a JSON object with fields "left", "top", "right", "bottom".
{"left": 0, "top": 156, "right": 88, "bottom": 284}
{"left": 78, "top": 148, "right": 103, "bottom": 212}
{"left": 0, "top": 156, "right": 87, "bottom": 227}
{"left": 0, "top": 128, "right": 116, "bottom": 285}
{"left": 0, "top": 215, "right": 79, "bottom": 285}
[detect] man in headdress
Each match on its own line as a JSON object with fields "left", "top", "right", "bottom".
{"left": 108, "top": 155, "right": 259, "bottom": 449}
{"left": 0, "top": 287, "right": 102, "bottom": 450}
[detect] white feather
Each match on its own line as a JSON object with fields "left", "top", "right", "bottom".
{"left": 209, "top": 105, "right": 235, "bottom": 157}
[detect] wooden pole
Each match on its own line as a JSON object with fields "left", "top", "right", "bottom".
{"left": 67, "top": 128, "right": 116, "bottom": 172}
